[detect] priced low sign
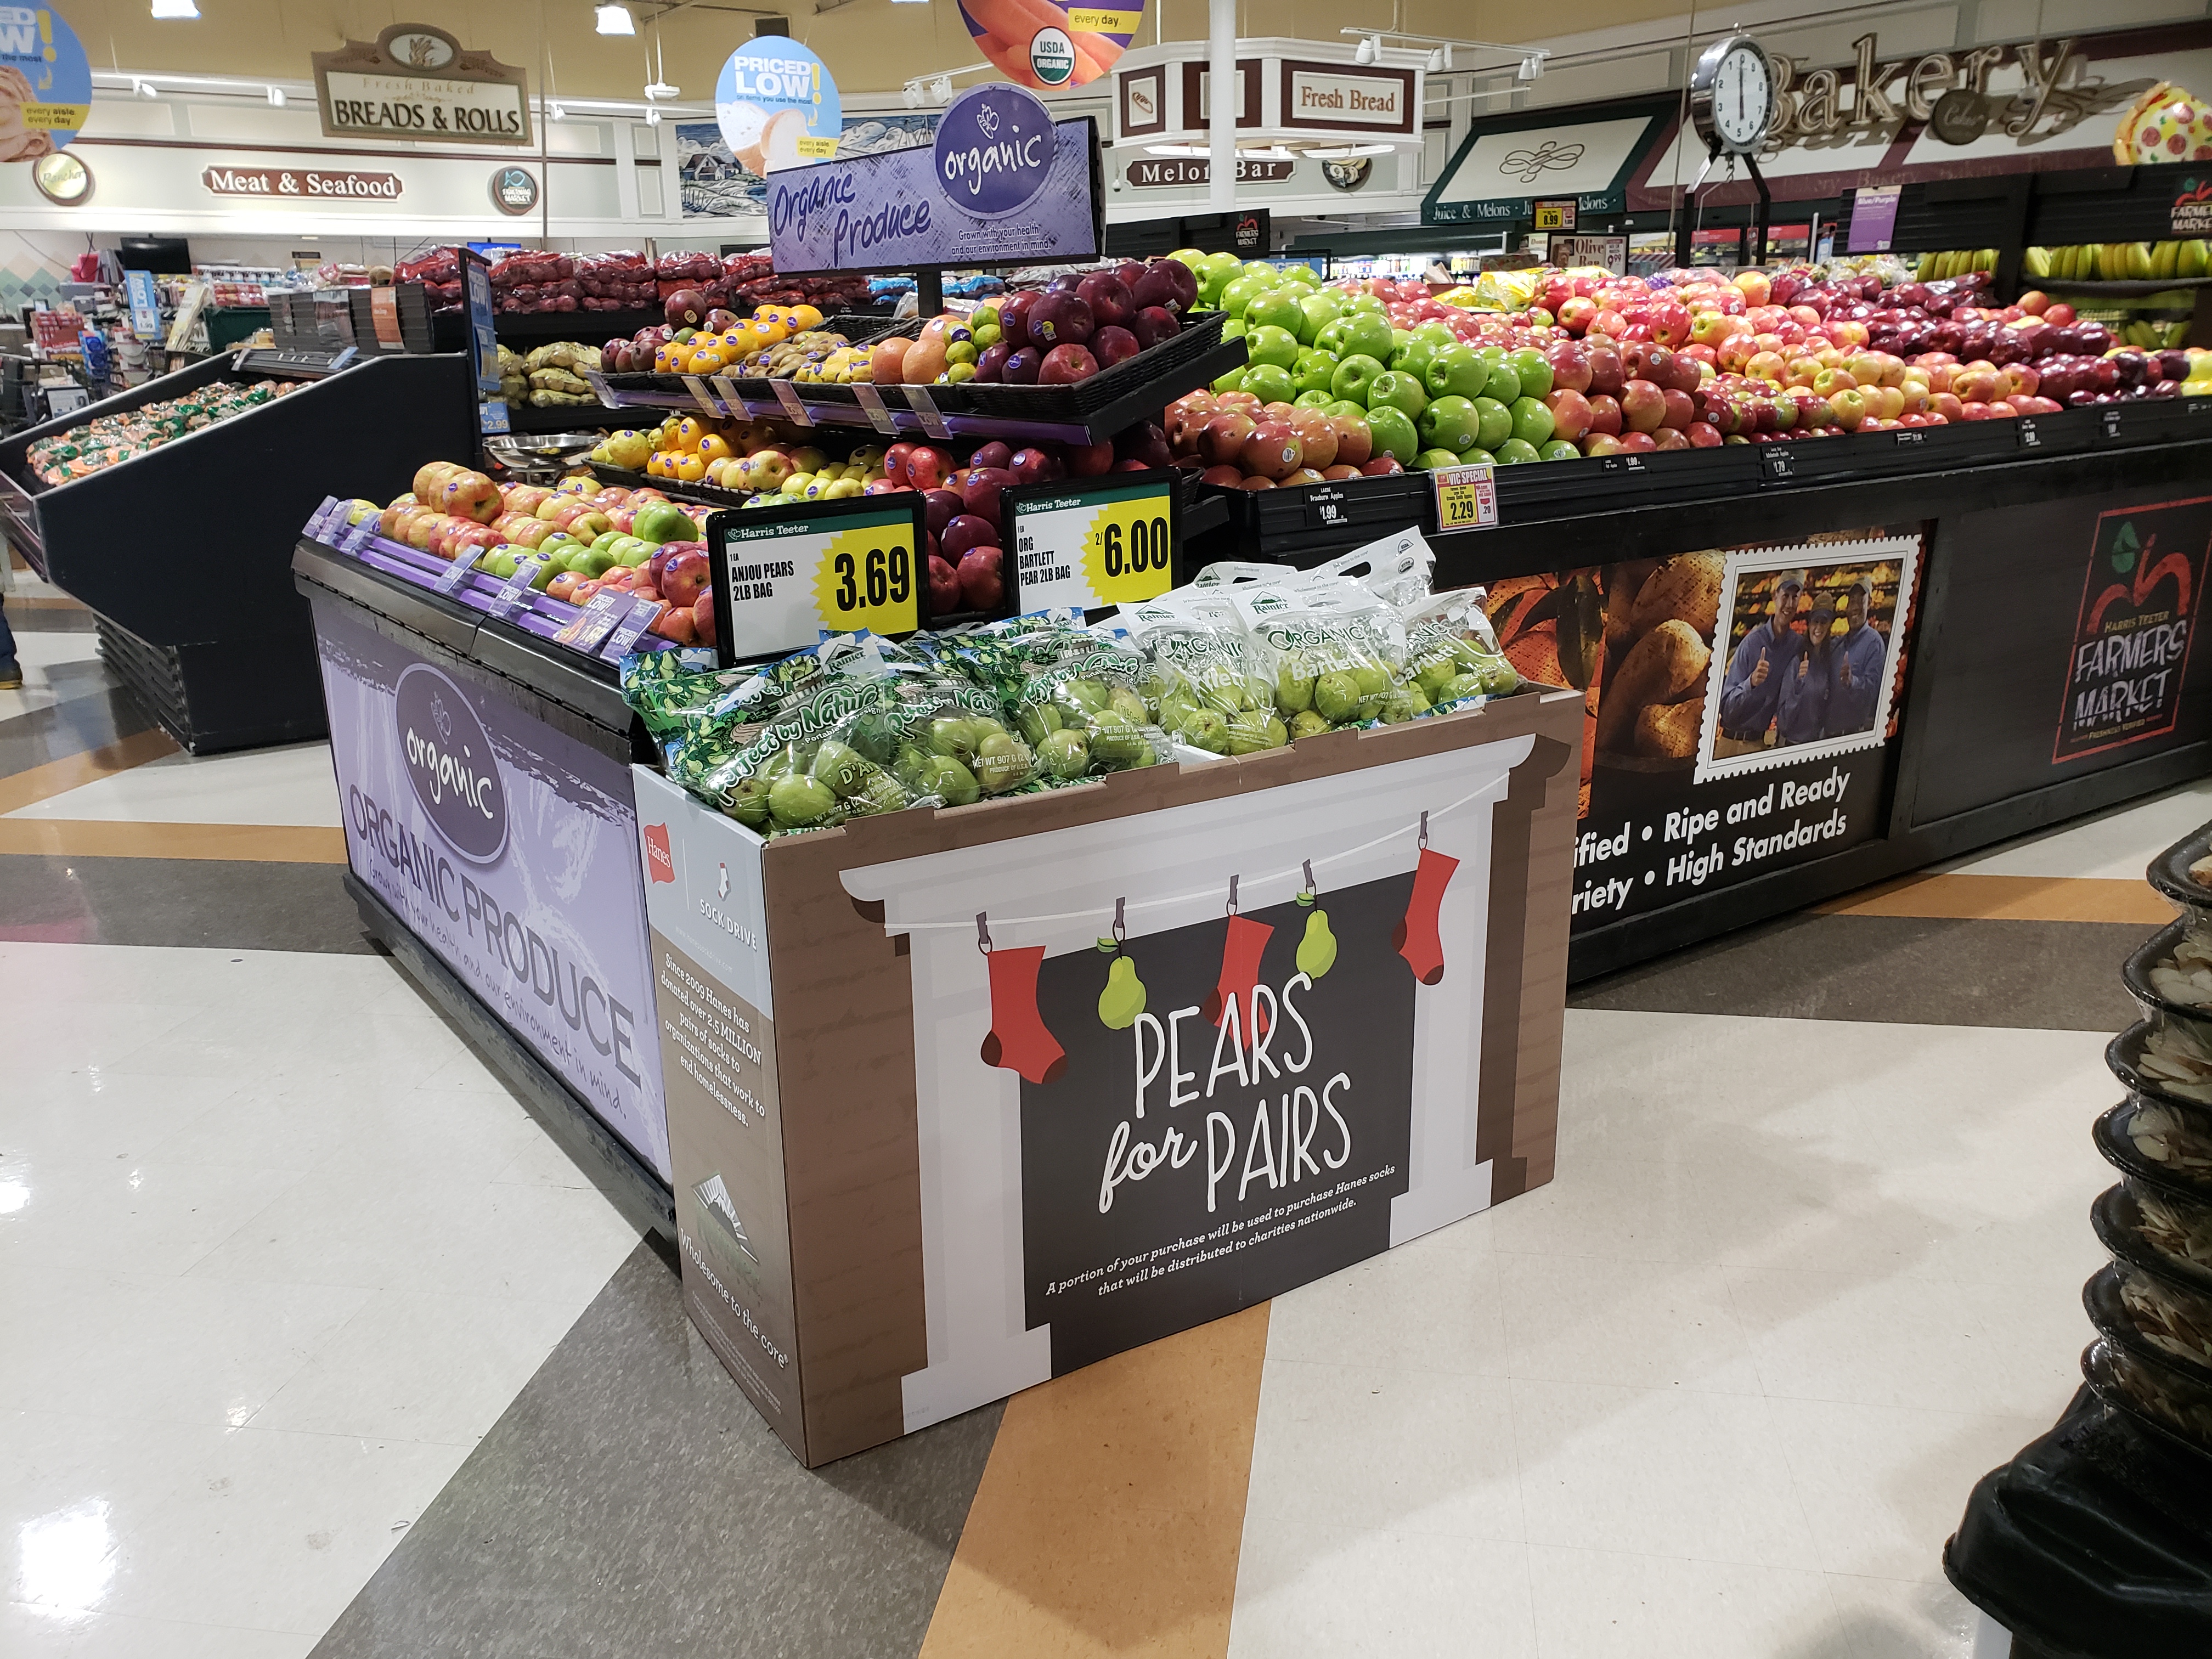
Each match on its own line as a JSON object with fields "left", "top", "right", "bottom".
{"left": 706, "top": 494, "right": 926, "bottom": 664}
{"left": 1005, "top": 470, "right": 1180, "bottom": 613}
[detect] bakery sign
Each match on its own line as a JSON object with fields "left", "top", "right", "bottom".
{"left": 311, "top": 24, "right": 532, "bottom": 147}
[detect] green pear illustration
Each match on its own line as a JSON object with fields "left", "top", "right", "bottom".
{"left": 1098, "top": 953, "right": 1147, "bottom": 1030}
{"left": 1296, "top": 909, "right": 1338, "bottom": 979}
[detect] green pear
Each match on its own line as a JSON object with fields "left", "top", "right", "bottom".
{"left": 1296, "top": 909, "right": 1338, "bottom": 979}
{"left": 1098, "top": 954, "right": 1147, "bottom": 1030}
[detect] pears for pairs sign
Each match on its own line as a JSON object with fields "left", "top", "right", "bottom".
{"left": 1020, "top": 877, "right": 1418, "bottom": 1374}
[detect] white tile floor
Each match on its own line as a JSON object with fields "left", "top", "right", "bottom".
{"left": 1228, "top": 1014, "right": 2113, "bottom": 1659}
{"left": 0, "top": 944, "right": 642, "bottom": 1655}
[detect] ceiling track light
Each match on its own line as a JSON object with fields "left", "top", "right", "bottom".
{"left": 132, "top": 78, "right": 156, "bottom": 98}
{"left": 1426, "top": 44, "right": 1451, "bottom": 73}
{"left": 595, "top": 3, "right": 636, "bottom": 36}
{"left": 929, "top": 75, "right": 952, "bottom": 103}
{"left": 644, "top": 81, "right": 679, "bottom": 100}
{"left": 266, "top": 86, "right": 285, "bottom": 106}
{"left": 645, "top": 105, "right": 662, "bottom": 125}
{"left": 551, "top": 100, "right": 568, "bottom": 121}
{"left": 1354, "top": 33, "right": 1380, "bottom": 65}
{"left": 1518, "top": 53, "right": 1544, "bottom": 82}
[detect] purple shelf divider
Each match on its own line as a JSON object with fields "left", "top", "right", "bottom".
{"left": 331, "top": 531, "right": 673, "bottom": 652}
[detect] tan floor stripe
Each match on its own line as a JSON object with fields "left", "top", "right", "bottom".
{"left": 1814, "top": 871, "right": 2174, "bottom": 924}
{"left": 0, "top": 819, "right": 348, "bottom": 862}
{"left": 0, "top": 727, "right": 179, "bottom": 815}
{"left": 7, "top": 594, "right": 87, "bottom": 611}
{"left": 919, "top": 1303, "right": 1270, "bottom": 1658}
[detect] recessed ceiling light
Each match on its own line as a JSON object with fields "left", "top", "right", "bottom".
{"left": 595, "top": 4, "right": 635, "bottom": 36}
{"left": 150, "top": 0, "right": 199, "bottom": 16}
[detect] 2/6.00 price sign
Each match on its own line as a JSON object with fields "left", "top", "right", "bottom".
{"left": 1005, "top": 470, "right": 1180, "bottom": 614}
{"left": 706, "top": 494, "right": 926, "bottom": 664}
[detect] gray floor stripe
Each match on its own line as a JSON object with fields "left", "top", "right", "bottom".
{"left": 0, "top": 682, "right": 156, "bottom": 777}
{"left": 309, "top": 1240, "right": 1001, "bottom": 1659}
{"left": 1572, "top": 911, "right": 2146, "bottom": 1031}
{"left": 0, "top": 854, "right": 380, "bottom": 953}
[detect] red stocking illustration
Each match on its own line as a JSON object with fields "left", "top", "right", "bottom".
{"left": 1201, "top": 915, "right": 1274, "bottom": 1043}
{"left": 1393, "top": 848, "right": 1459, "bottom": 985}
{"left": 979, "top": 946, "right": 1066, "bottom": 1085}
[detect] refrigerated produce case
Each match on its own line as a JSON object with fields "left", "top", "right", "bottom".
{"left": 0, "top": 349, "right": 471, "bottom": 751}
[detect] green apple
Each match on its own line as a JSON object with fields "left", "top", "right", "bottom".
{"left": 1294, "top": 389, "right": 1336, "bottom": 409}
{"left": 1245, "top": 288, "right": 1305, "bottom": 337}
{"left": 1220, "top": 275, "right": 1270, "bottom": 318}
{"left": 1508, "top": 397, "right": 1555, "bottom": 448}
{"left": 1367, "top": 370, "right": 1429, "bottom": 422}
{"left": 1364, "top": 403, "right": 1420, "bottom": 464}
{"left": 1482, "top": 361, "right": 1523, "bottom": 404}
{"left": 1242, "top": 363, "right": 1296, "bottom": 406}
{"left": 1324, "top": 399, "right": 1369, "bottom": 422}
{"left": 1279, "top": 262, "right": 1320, "bottom": 288}
{"left": 1211, "top": 365, "right": 1246, "bottom": 394}
{"left": 1426, "top": 345, "right": 1489, "bottom": 400}
{"left": 1412, "top": 320, "right": 1458, "bottom": 351}
{"left": 1335, "top": 311, "right": 1396, "bottom": 363}
{"left": 1297, "top": 291, "right": 1345, "bottom": 345}
{"left": 1390, "top": 335, "right": 1438, "bottom": 382}
{"left": 573, "top": 544, "right": 618, "bottom": 578}
{"left": 1344, "top": 292, "right": 1388, "bottom": 315}
{"left": 1494, "top": 436, "right": 1541, "bottom": 464}
{"left": 1538, "top": 438, "right": 1582, "bottom": 461}
{"left": 1506, "top": 347, "right": 1553, "bottom": 399}
{"left": 1243, "top": 259, "right": 1279, "bottom": 284}
{"left": 1245, "top": 324, "right": 1301, "bottom": 371}
{"left": 1456, "top": 445, "right": 1498, "bottom": 467}
{"left": 1293, "top": 348, "right": 1340, "bottom": 397}
{"left": 1222, "top": 318, "right": 1247, "bottom": 340}
{"left": 1414, "top": 447, "right": 1461, "bottom": 471}
{"left": 1199, "top": 252, "right": 1242, "bottom": 304}
{"left": 1472, "top": 395, "right": 1513, "bottom": 452}
{"left": 1330, "top": 353, "right": 1388, "bottom": 405}
{"left": 1418, "top": 393, "right": 1482, "bottom": 454}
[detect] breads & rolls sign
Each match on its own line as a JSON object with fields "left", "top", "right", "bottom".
{"left": 312, "top": 24, "right": 532, "bottom": 147}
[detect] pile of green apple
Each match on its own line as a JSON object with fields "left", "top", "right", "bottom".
{"left": 1201, "top": 267, "right": 1575, "bottom": 476}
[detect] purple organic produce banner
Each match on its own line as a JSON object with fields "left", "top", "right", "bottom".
{"left": 767, "top": 99, "right": 1099, "bottom": 274}
{"left": 312, "top": 597, "right": 672, "bottom": 1179}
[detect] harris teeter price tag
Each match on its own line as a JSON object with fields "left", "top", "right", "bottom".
{"left": 706, "top": 494, "right": 925, "bottom": 664}
{"left": 1005, "top": 470, "right": 1178, "bottom": 612}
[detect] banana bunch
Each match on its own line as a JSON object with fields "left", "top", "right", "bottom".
{"left": 2118, "top": 317, "right": 2198, "bottom": 349}
{"left": 741, "top": 329, "right": 853, "bottom": 380}
{"left": 2030, "top": 241, "right": 2212, "bottom": 282}
{"left": 794, "top": 343, "right": 873, "bottom": 385}
{"left": 1914, "top": 249, "right": 1997, "bottom": 280}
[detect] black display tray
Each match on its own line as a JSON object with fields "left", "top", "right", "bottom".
{"left": 2147, "top": 821, "right": 2212, "bottom": 912}
{"left": 2095, "top": 1100, "right": 2212, "bottom": 1207}
{"left": 2108, "top": 1019, "right": 2212, "bottom": 1125}
{"left": 2123, "top": 917, "right": 2212, "bottom": 1025}
{"left": 2092, "top": 1183, "right": 2212, "bottom": 1304}
{"left": 2086, "top": 1263, "right": 2212, "bottom": 1396}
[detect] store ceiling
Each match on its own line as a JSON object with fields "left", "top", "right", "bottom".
{"left": 80, "top": 0, "right": 1692, "bottom": 103}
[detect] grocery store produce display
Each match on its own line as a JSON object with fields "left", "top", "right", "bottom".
{"left": 2025, "top": 239, "right": 2212, "bottom": 283}
{"left": 395, "top": 246, "right": 870, "bottom": 319}
{"left": 496, "top": 341, "right": 605, "bottom": 408}
{"left": 620, "top": 545, "right": 1521, "bottom": 837}
{"left": 359, "top": 461, "right": 714, "bottom": 645}
{"left": 1197, "top": 253, "right": 2209, "bottom": 483}
{"left": 26, "top": 380, "right": 303, "bottom": 485}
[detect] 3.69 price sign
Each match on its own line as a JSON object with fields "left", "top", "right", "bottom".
{"left": 1006, "top": 470, "right": 1181, "bottom": 613}
{"left": 706, "top": 494, "right": 926, "bottom": 664}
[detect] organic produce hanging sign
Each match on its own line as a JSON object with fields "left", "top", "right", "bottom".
{"left": 1005, "top": 470, "right": 1178, "bottom": 612}
{"left": 707, "top": 494, "right": 924, "bottom": 662}
{"left": 312, "top": 24, "right": 531, "bottom": 147}
{"left": 956, "top": 0, "right": 1142, "bottom": 90}
{"left": 0, "top": 5, "right": 91, "bottom": 158}
{"left": 2053, "top": 498, "right": 2210, "bottom": 763}
{"left": 715, "top": 37, "right": 841, "bottom": 177}
{"left": 766, "top": 93, "right": 1101, "bottom": 274}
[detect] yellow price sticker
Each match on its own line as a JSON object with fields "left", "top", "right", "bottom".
{"left": 1430, "top": 463, "right": 1497, "bottom": 535}
{"left": 809, "top": 522, "right": 919, "bottom": 635}
{"left": 1078, "top": 487, "right": 1176, "bottom": 605}
{"left": 1533, "top": 206, "right": 1563, "bottom": 230}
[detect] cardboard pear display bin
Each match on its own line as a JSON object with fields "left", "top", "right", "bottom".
{"left": 634, "top": 684, "right": 1584, "bottom": 1466}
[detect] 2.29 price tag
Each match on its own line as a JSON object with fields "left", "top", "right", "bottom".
{"left": 1007, "top": 471, "right": 1178, "bottom": 612}
{"left": 1430, "top": 462, "right": 1497, "bottom": 534}
{"left": 706, "top": 495, "right": 925, "bottom": 664}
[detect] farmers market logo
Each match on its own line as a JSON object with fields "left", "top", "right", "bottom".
{"left": 2172, "top": 177, "right": 2212, "bottom": 238}
{"left": 395, "top": 663, "right": 508, "bottom": 864}
{"left": 2056, "top": 505, "right": 2211, "bottom": 763}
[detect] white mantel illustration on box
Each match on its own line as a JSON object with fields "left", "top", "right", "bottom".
{"left": 844, "top": 734, "right": 1533, "bottom": 1434}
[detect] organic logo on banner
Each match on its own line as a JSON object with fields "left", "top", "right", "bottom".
{"left": 644, "top": 823, "right": 675, "bottom": 883}
{"left": 394, "top": 663, "right": 508, "bottom": 864}
{"left": 933, "top": 82, "right": 1055, "bottom": 218}
{"left": 2056, "top": 499, "right": 2212, "bottom": 763}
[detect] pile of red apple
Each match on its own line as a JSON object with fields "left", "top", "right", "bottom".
{"left": 906, "top": 258, "right": 1197, "bottom": 388}
{"left": 861, "top": 424, "right": 1171, "bottom": 613}
{"left": 1163, "top": 390, "right": 1404, "bottom": 489}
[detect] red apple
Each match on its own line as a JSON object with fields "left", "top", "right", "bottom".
{"left": 922, "top": 488, "right": 965, "bottom": 538}
{"left": 941, "top": 514, "right": 997, "bottom": 558}
{"left": 1075, "top": 272, "right": 1135, "bottom": 329}
{"left": 1621, "top": 380, "right": 1667, "bottom": 433}
{"left": 1658, "top": 387, "right": 1696, "bottom": 430}
{"left": 1200, "top": 464, "right": 1244, "bottom": 487}
{"left": 1201, "top": 411, "right": 1257, "bottom": 466}
{"left": 1321, "top": 463, "right": 1362, "bottom": 479}
{"left": 1238, "top": 475, "right": 1276, "bottom": 490}
{"left": 1028, "top": 292, "right": 1096, "bottom": 348}
{"left": 1285, "top": 409, "right": 1339, "bottom": 469}
{"left": 1684, "top": 421, "right": 1722, "bottom": 448}
{"left": 1130, "top": 306, "right": 1182, "bottom": 351}
{"left": 1330, "top": 415, "right": 1373, "bottom": 467}
{"left": 1241, "top": 421, "right": 1304, "bottom": 481}
{"left": 1009, "top": 446, "right": 1062, "bottom": 484}
{"left": 1091, "top": 326, "right": 1141, "bottom": 370}
{"left": 1065, "top": 439, "right": 1116, "bottom": 477}
{"left": 906, "top": 446, "right": 952, "bottom": 490}
{"left": 1039, "top": 344, "right": 1101, "bottom": 384}
{"left": 1359, "top": 456, "right": 1404, "bottom": 476}
{"left": 927, "top": 554, "right": 962, "bottom": 614}
{"left": 1585, "top": 393, "right": 1623, "bottom": 437}
{"left": 957, "top": 546, "right": 1004, "bottom": 610}
{"left": 969, "top": 441, "right": 1013, "bottom": 471}
{"left": 1543, "top": 389, "right": 1594, "bottom": 443}
{"left": 1617, "top": 431, "right": 1657, "bottom": 453}
{"left": 1545, "top": 342, "right": 1592, "bottom": 394}
{"left": 960, "top": 467, "right": 1018, "bottom": 527}
{"left": 1582, "top": 432, "right": 1624, "bottom": 457}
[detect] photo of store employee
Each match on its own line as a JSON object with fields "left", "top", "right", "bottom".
{"left": 1713, "top": 568, "right": 1805, "bottom": 758}
{"left": 1776, "top": 592, "right": 1836, "bottom": 747}
{"left": 1825, "top": 578, "right": 1887, "bottom": 737}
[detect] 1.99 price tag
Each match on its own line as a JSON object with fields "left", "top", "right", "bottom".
{"left": 706, "top": 496, "right": 925, "bottom": 664}
{"left": 1007, "top": 471, "right": 1178, "bottom": 612}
